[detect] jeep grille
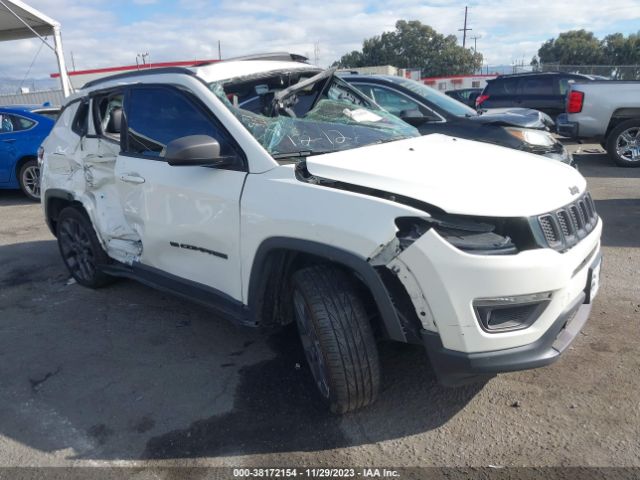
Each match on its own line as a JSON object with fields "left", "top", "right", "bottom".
{"left": 538, "top": 193, "right": 598, "bottom": 251}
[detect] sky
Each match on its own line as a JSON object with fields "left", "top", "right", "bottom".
{"left": 1, "top": 0, "right": 639, "bottom": 81}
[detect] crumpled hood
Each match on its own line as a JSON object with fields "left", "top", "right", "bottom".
{"left": 305, "top": 134, "right": 586, "bottom": 217}
{"left": 470, "top": 108, "right": 555, "bottom": 130}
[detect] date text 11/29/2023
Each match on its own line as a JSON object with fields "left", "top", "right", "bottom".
{"left": 233, "top": 468, "right": 400, "bottom": 478}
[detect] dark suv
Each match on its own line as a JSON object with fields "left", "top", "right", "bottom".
{"left": 476, "top": 72, "right": 595, "bottom": 119}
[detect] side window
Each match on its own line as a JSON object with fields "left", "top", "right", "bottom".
{"left": 486, "top": 78, "right": 519, "bottom": 95}
{"left": 558, "top": 78, "right": 573, "bottom": 96}
{"left": 93, "top": 92, "right": 124, "bottom": 141}
{"left": 72, "top": 101, "right": 89, "bottom": 136}
{"left": 520, "top": 77, "right": 554, "bottom": 95}
{"left": 0, "top": 114, "right": 13, "bottom": 133}
{"left": 0, "top": 114, "right": 35, "bottom": 133}
{"left": 367, "top": 86, "right": 428, "bottom": 117}
{"left": 125, "top": 86, "right": 237, "bottom": 161}
{"left": 352, "top": 84, "right": 374, "bottom": 99}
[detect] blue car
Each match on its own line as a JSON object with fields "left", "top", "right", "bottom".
{"left": 0, "top": 105, "right": 58, "bottom": 200}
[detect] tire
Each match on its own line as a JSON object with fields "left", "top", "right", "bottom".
{"left": 18, "top": 159, "right": 41, "bottom": 201}
{"left": 605, "top": 119, "right": 640, "bottom": 167}
{"left": 56, "top": 206, "right": 114, "bottom": 288}
{"left": 291, "top": 265, "right": 381, "bottom": 414}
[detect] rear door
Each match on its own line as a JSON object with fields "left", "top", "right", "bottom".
{"left": 517, "top": 76, "right": 559, "bottom": 116}
{"left": 115, "top": 84, "right": 248, "bottom": 300}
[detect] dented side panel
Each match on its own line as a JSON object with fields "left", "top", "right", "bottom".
{"left": 42, "top": 100, "right": 142, "bottom": 264}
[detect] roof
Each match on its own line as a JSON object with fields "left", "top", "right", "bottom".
{"left": 193, "top": 60, "right": 319, "bottom": 83}
{"left": 0, "top": 0, "right": 59, "bottom": 41}
{"left": 495, "top": 71, "right": 593, "bottom": 79}
{"left": 72, "top": 59, "right": 319, "bottom": 94}
{"left": 0, "top": 103, "right": 58, "bottom": 111}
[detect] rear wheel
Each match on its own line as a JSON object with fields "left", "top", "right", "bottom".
{"left": 56, "top": 207, "right": 114, "bottom": 288}
{"left": 291, "top": 265, "right": 381, "bottom": 414}
{"left": 18, "top": 159, "right": 41, "bottom": 201}
{"left": 606, "top": 119, "right": 640, "bottom": 167}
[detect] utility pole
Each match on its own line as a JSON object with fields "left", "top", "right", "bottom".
{"left": 458, "top": 6, "right": 472, "bottom": 48}
{"left": 470, "top": 35, "right": 480, "bottom": 52}
{"left": 313, "top": 41, "right": 320, "bottom": 66}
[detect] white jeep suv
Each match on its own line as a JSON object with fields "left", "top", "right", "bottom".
{"left": 41, "top": 54, "right": 603, "bottom": 413}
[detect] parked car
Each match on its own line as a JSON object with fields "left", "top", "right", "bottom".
{"left": 476, "top": 72, "right": 598, "bottom": 120}
{"left": 445, "top": 88, "right": 482, "bottom": 107}
{"left": 42, "top": 56, "right": 602, "bottom": 413}
{"left": 556, "top": 81, "right": 640, "bottom": 167}
{"left": 342, "top": 74, "right": 573, "bottom": 165}
{"left": 0, "top": 105, "right": 58, "bottom": 200}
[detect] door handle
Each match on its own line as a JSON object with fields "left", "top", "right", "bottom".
{"left": 1, "top": 138, "right": 15, "bottom": 143}
{"left": 119, "top": 174, "right": 146, "bottom": 184}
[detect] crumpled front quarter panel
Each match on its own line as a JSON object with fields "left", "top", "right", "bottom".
{"left": 239, "top": 165, "right": 423, "bottom": 302}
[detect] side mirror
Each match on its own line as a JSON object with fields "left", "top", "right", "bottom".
{"left": 165, "top": 135, "right": 235, "bottom": 167}
{"left": 399, "top": 109, "right": 429, "bottom": 126}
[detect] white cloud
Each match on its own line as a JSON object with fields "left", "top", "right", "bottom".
{"left": 1, "top": 0, "right": 638, "bottom": 84}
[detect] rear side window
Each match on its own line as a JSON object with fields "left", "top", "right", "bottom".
{"left": 519, "top": 76, "right": 554, "bottom": 95}
{"left": 72, "top": 101, "right": 89, "bottom": 136}
{"left": 485, "top": 78, "right": 519, "bottom": 95}
{"left": 125, "top": 86, "right": 238, "bottom": 161}
{"left": 0, "top": 114, "right": 35, "bottom": 132}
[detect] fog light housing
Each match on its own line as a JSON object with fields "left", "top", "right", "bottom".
{"left": 473, "top": 292, "right": 552, "bottom": 333}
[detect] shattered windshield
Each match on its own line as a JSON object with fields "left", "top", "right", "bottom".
{"left": 209, "top": 68, "right": 419, "bottom": 159}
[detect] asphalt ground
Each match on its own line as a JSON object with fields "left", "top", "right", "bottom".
{"left": 0, "top": 143, "right": 638, "bottom": 474}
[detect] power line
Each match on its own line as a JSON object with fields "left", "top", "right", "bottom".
{"left": 458, "top": 6, "right": 472, "bottom": 48}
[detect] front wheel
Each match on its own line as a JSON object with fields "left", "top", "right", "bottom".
{"left": 605, "top": 119, "right": 640, "bottom": 167}
{"left": 292, "top": 265, "right": 381, "bottom": 414}
{"left": 18, "top": 159, "right": 41, "bottom": 201}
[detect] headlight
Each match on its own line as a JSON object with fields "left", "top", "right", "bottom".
{"left": 505, "top": 127, "right": 557, "bottom": 148}
{"left": 395, "top": 215, "right": 525, "bottom": 255}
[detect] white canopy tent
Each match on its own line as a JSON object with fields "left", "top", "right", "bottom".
{"left": 0, "top": 0, "right": 71, "bottom": 96}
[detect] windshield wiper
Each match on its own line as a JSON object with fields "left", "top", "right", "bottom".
{"left": 272, "top": 151, "right": 314, "bottom": 160}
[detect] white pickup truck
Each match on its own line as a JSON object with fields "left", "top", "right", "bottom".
{"left": 557, "top": 80, "right": 640, "bottom": 167}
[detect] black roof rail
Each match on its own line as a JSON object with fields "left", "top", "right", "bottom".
{"left": 81, "top": 67, "right": 197, "bottom": 89}
{"left": 194, "top": 52, "right": 309, "bottom": 68}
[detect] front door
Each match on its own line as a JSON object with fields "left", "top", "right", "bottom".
{"left": 114, "top": 84, "right": 247, "bottom": 300}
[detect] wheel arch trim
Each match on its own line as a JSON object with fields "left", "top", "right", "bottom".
{"left": 247, "top": 237, "right": 409, "bottom": 342}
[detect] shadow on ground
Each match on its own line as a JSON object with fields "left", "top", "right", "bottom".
{"left": 0, "top": 240, "right": 483, "bottom": 461}
{"left": 573, "top": 151, "right": 640, "bottom": 179}
{"left": 0, "top": 190, "right": 35, "bottom": 207}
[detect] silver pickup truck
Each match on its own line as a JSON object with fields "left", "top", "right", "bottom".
{"left": 557, "top": 81, "right": 640, "bottom": 167}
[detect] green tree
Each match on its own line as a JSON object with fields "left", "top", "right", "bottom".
{"left": 333, "top": 20, "right": 482, "bottom": 76}
{"left": 536, "top": 29, "right": 640, "bottom": 79}
{"left": 537, "top": 29, "right": 604, "bottom": 65}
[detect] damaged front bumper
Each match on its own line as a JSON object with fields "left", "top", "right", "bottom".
{"left": 422, "top": 293, "right": 592, "bottom": 386}
{"left": 385, "top": 219, "right": 602, "bottom": 386}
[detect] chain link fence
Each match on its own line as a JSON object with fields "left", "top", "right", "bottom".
{"left": 516, "top": 64, "right": 640, "bottom": 80}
